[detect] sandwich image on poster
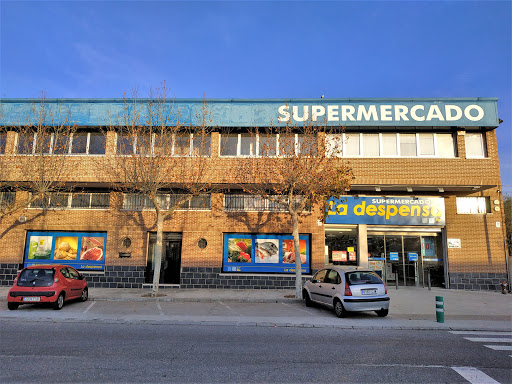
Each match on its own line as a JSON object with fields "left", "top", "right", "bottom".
{"left": 255, "top": 239, "right": 279, "bottom": 263}
{"left": 54, "top": 237, "right": 79, "bottom": 260}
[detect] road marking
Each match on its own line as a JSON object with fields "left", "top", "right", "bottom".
{"left": 82, "top": 302, "right": 95, "bottom": 314}
{"left": 156, "top": 302, "right": 163, "bottom": 316}
{"left": 450, "top": 331, "right": 512, "bottom": 336}
{"left": 484, "top": 345, "right": 512, "bottom": 351}
{"left": 220, "top": 302, "right": 238, "bottom": 315}
{"left": 452, "top": 367, "right": 500, "bottom": 384}
{"left": 464, "top": 337, "right": 512, "bottom": 343}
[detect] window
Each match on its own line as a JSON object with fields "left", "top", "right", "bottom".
{"left": 456, "top": 197, "right": 490, "bottom": 214}
{"left": 465, "top": 132, "right": 486, "bottom": 158}
{"left": 224, "top": 194, "right": 308, "bottom": 212}
{"left": 419, "top": 133, "right": 435, "bottom": 156}
{"left": 0, "top": 192, "right": 15, "bottom": 207}
{"left": 325, "top": 269, "right": 341, "bottom": 284}
{"left": 0, "top": 133, "right": 7, "bottom": 154}
{"left": 117, "top": 135, "right": 134, "bottom": 155}
{"left": 122, "top": 193, "right": 211, "bottom": 210}
{"left": 258, "top": 135, "right": 277, "bottom": 157}
{"left": 313, "top": 269, "right": 327, "bottom": 283}
{"left": 174, "top": 135, "right": 191, "bottom": 156}
{"left": 437, "top": 134, "right": 455, "bottom": 157}
{"left": 88, "top": 133, "right": 106, "bottom": 155}
{"left": 399, "top": 133, "right": 417, "bottom": 156}
{"left": 381, "top": 133, "right": 398, "bottom": 156}
{"left": 30, "top": 193, "right": 110, "bottom": 209}
{"left": 17, "top": 133, "right": 35, "bottom": 154}
{"left": 362, "top": 134, "right": 379, "bottom": 156}
{"left": 297, "top": 134, "right": 317, "bottom": 156}
{"left": 240, "top": 134, "right": 256, "bottom": 156}
{"left": 191, "top": 135, "right": 211, "bottom": 156}
{"left": 344, "top": 133, "right": 360, "bottom": 156}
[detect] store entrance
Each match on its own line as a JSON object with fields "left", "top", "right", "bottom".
{"left": 146, "top": 233, "right": 182, "bottom": 285}
{"left": 367, "top": 233, "right": 444, "bottom": 288}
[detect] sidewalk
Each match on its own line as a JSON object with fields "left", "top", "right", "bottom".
{"left": 1, "top": 286, "right": 511, "bottom": 331}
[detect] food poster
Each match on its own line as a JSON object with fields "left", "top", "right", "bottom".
{"left": 255, "top": 239, "right": 279, "bottom": 264}
{"left": 282, "top": 240, "right": 307, "bottom": 264}
{"left": 332, "top": 251, "right": 347, "bottom": 262}
{"left": 80, "top": 236, "right": 105, "bottom": 261}
{"left": 223, "top": 233, "right": 310, "bottom": 274}
{"left": 227, "top": 238, "right": 252, "bottom": 263}
{"left": 27, "top": 236, "right": 53, "bottom": 260}
{"left": 54, "top": 236, "right": 79, "bottom": 260}
{"left": 24, "top": 231, "right": 107, "bottom": 270}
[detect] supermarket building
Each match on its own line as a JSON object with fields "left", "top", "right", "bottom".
{"left": 0, "top": 98, "right": 507, "bottom": 291}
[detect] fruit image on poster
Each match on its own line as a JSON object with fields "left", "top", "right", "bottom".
{"left": 54, "top": 237, "right": 79, "bottom": 260}
{"left": 227, "top": 238, "right": 252, "bottom": 263}
{"left": 282, "top": 240, "right": 307, "bottom": 264}
{"left": 27, "top": 236, "right": 52, "bottom": 260}
{"left": 255, "top": 239, "right": 279, "bottom": 263}
{"left": 80, "top": 236, "right": 105, "bottom": 261}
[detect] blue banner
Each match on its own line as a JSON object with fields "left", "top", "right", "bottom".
{"left": 223, "top": 233, "right": 310, "bottom": 274}
{"left": 326, "top": 196, "right": 445, "bottom": 226}
{"left": 24, "top": 231, "right": 106, "bottom": 271}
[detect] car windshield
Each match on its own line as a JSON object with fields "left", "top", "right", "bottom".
{"left": 17, "top": 268, "right": 55, "bottom": 287}
{"left": 346, "top": 271, "right": 383, "bottom": 286}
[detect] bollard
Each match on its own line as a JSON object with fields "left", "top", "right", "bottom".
{"left": 428, "top": 269, "right": 431, "bottom": 291}
{"left": 395, "top": 272, "right": 398, "bottom": 290}
{"left": 436, "top": 296, "right": 445, "bottom": 323}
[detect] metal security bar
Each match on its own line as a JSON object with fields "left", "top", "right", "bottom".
{"left": 0, "top": 192, "right": 16, "bottom": 207}
{"left": 224, "top": 194, "right": 309, "bottom": 212}
{"left": 29, "top": 193, "right": 110, "bottom": 209}
{"left": 122, "top": 194, "right": 211, "bottom": 210}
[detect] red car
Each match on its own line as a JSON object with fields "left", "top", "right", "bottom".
{"left": 7, "top": 265, "right": 88, "bottom": 310}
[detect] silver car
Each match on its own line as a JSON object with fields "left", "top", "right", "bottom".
{"left": 303, "top": 267, "right": 390, "bottom": 317}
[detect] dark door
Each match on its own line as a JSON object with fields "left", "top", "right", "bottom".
{"left": 163, "top": 240, "right": 181, "bottom": 284}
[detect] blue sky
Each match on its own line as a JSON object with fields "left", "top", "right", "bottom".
{"left": 1, "top": 0, "right": 510, "bottom": 192}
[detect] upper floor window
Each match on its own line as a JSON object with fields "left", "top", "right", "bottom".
{"left": 30, "top": 192, "right": 110, "bottom": 209}
{"left": 456, "top": 197, "right": 490, "bottom": 214}
{"left": 117, "top": 133, "right": 210, "bottom": 156}
{"left": 122, "top": 193, "right": 211, "bottom": 210}
{"left": 326, "top": 132, "right": 456, "bottom": 158}
{"left": 17, "top": 132, "right": 105, "bottom": 155}
{"left": 220, "top": 133, "right": 317, "bottom": 157}
{"left": 224, "top": 194, "right": 309, "bottom": 212}
{"left": 0, "top": 191, "right": 16, "bottom": 207}
{"left": 465, "top": 132, "right": 487, "bottom": 158}
{"left": 0, "top": 133, "right": 7, "bottom": 154}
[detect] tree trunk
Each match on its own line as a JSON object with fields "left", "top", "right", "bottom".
{"left": 292, "top": 211, "right": 302, "bottom": 299}
{"left": 152, "top": 212, "right": 164, "bottom": 296}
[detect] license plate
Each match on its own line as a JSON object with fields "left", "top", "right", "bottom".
{"left": 361, "top": 289, "right": 377, "bottom": 295}
{"left": 22, "top": 297, "right": 41, "bottom": 302}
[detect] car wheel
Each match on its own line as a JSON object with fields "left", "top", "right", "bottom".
{"left": 8, "top": 302, "right": 18, "bottom": 310}
{"left": 303, "top": 290, "right": 313, "bottom": 307}
{"left": 53, "top": 293, "right": 65, "bottom": 310}
{"left": 376, "top": 308, "right": 389, "bottom": 317}
{"left": 334, "top": 299, "right": 346, "bottom": 318}
{"left": 80, "top": 288, "right": 88, "bottom": 302}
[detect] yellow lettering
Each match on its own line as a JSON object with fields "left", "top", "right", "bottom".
{"left": 377, "top": 205, "right": 385, "bottom": 216}
{"left": 328, "top": 201, "right": 336, "bottom": 215}
{"left": 366, "top": 205, "right": 377, "bottom": 216}
{"left": 336, "top": 204, "right": 348, "bottom": 215}
{"left": 410, "top": 205, "right": 420, "bottom": 216}
{"left": 386, "top": 205, "right": 398, "bottom": 220}
{"left": 399, "top": 205, "right": 410, "bottom": 216}
{"left": 431, "top": 207, "right": 441, "bottom": 217}
{"left": 354, "top": 202, "right": 366, "bottom": 216}
{"left": 422, "top": 206, "right": 430, "bottom": 217}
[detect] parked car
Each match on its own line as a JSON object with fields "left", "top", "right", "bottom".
{"left": 7, "top": 265, "right": 88, "bottom": 310}
{"left": 303, "top": 266, "right": 390, "bottom": 318}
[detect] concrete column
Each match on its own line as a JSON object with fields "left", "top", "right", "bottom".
{"left": 357, "top": 224, "right": 368, "bottom": 268}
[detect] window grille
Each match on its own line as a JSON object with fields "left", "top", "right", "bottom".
{"left": 122, "top": 194, "right": 211, "bottom": 210}
{"left": 30, "top": 193, "right": 110, "bottom": 209}
{"left": 0, "top": 192, "right": 16, "bottom": 207}
{"left": 224, "top": 194, "right": 308, "bottom": 212}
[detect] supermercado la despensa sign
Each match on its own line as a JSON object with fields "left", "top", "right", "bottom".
{"left": 326, "top": 196, "right": 445, "bottom": 226}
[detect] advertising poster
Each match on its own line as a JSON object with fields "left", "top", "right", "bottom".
{"left": 390, "top": 252, "right": 399, "bottom": 261}
{"left": 24, "top": 231, "right": 107, "bottom": 270}
{"left": 282, "top": 240, "right": 307, "bottom": 264}
{"left": 408, "top": 252, "right": 418, "bottom": 261}
{"left": 223, "top": 233, "right": 310, "bottom": 274}
{"left": 332, "top": 251, "right": 347, "bottom": 262}
{"left": 348, "top": 252, "right": 356, "bottom": 261}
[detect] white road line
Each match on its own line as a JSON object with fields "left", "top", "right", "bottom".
{"left": 452, "top": 367, "right": 500, "bottom": 384}
{"left": 484, "top": 345, "right": 512, "bottom": 351}
{"left": 220, "top": 302, "right": 238, "bottom": 316}
{"left": 82, "top": 302, "right": 95, "bottom": 314}
{"left": 450, "top": 331, "right": 512, "bottom": 336}
{"left": 156, "top": 302, "right": 163, "bottom": 316}
{"left": 464, "top": 337, "right": 512, "bottom": 343}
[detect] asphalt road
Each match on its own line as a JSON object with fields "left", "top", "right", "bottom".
{"left": 1, "top": 319, "right": 511, "bottom": 383}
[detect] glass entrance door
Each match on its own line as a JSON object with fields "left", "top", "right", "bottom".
{"left": 146, "top": 233, "right": 182, "bottom": 285}
{"left": 367, "top": 233, "right": 444, "bottom": 288}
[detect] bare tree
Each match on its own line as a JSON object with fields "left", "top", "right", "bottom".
{"left": 104, "top": 84, "right": 216, "bottom": 295}
{"left": 236, "top": 119, "right": 352, "bottom": 298}
{"left": 0, "top": 95, "right": 75, "bottom": 223}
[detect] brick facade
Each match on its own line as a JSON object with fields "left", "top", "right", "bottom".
{"left": 0, "top": 100, "right": 507, "bottom": 291}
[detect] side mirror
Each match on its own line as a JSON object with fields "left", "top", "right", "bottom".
{"left": 311, "top": 279, "right": 318, "bottom": 284}
{"left": 78, "top": 275, "right": 84, "bottom": 280}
